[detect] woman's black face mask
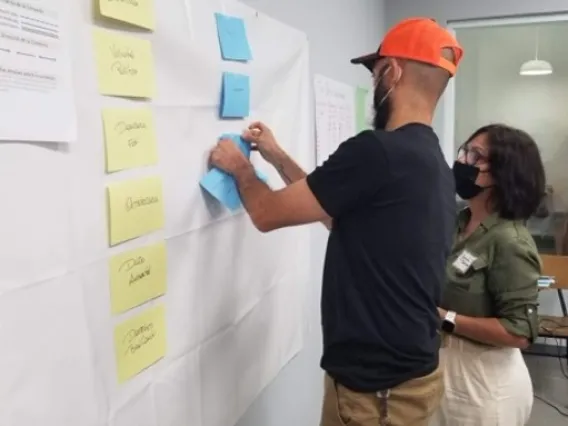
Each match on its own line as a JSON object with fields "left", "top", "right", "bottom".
{"left": 452, "top": 161, "right": 486, "bottom": 200}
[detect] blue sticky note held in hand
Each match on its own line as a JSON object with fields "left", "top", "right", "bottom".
{"left": 200, "top": 133, "right": 269, "bottom": 211}
{"left": 200, "top": 167, "right": 242, "bottom": 211}
{"left": 220, "top": 72, "right": 250, "bottom": 118}
{"left": 215, "top": 13, "right": 252, "bottom": 61}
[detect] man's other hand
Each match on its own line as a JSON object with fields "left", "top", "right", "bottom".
{"left": 209, "top": 138, "right": 251, "bottom": 175}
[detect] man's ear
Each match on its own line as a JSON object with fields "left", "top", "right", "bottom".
{"left": 390, "top": 58, "right": 404, "bottom": 82}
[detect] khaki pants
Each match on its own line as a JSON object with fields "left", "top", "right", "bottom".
{"left": 320, "top": 366, "right": 443, "bottom": 426}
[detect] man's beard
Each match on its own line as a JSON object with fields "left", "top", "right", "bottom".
{"left": 372, "top": 83, "right": 392, "bottom": 130}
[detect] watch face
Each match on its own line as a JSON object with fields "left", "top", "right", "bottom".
{"left": 442, "top": 319, "right": 455, "bottom": 333}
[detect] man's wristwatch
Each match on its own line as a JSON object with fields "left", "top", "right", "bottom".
{"left": 441, "top": 310, "right": 457, "bottom": 333}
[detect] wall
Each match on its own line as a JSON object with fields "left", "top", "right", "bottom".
{"left": 236, "top": 1, "right": 385, "bottom": 426}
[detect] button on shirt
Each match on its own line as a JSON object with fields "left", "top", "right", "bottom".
{"left": 442, "top": 209, "right": 541, "bottom": 342}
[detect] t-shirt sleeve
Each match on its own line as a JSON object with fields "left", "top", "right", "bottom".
{"left": 488, "top": 237, "right": 541, "bottom": 342}
{"left": 306, "top": 130, "right": 388, "bottom": 218}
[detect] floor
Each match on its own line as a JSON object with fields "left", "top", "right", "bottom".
{"left": 525, "top": 353, "right": 568, "bottom": 425}
{"left": 528, "top": 399, "right": 567, "bottom": 425}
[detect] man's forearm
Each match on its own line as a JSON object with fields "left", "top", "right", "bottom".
{"left": 268, "top": 148, "right": 331, "bottom": 230}
{"left": 233, "top": 162, "right": 275, "bottom": 232}
{"left": 269, "top": 148, "right": 307, "bottom": 186}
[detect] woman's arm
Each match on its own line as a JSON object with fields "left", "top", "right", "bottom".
{"left": 441, "top": 236, "right": 540, "bottom": 348}
{"left": 438, "top": 308, "right": 530, "bottom": 348}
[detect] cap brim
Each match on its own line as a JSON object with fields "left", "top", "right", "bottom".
{"left": 350, "top": 51, "right": 380, "bottom": 72}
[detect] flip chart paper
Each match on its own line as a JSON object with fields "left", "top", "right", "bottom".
{"left": 103, "top": 108, "right": 158, "bottom": 172}
{"left": 355, "top": 86, "right": 370, "bottom": 132}
{"left": 220, "top": 72, "right": 250, "bottom": 118}
{"left": 314, "top": 74, "right": 356, "bottom": 165}
{"left": 215, "top": 13, "right": 252, "bottom": 61}
{"left": 114, "top": 305, "right": 167, "bottom": 383}
{"left": 109, "top": 242, "right": 167, "bottom": 314}
{"left": 99, "top": 0, "right": 155, "bottom": 30}
{"left": 93, "top": 29, "right": 155, "bottom": 98}
{"left": 107, "top": 176, "right": 165, "bottom": 246}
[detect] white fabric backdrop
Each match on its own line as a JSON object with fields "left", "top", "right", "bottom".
{"left": 0, "top": 0, "right": 311, "bottom": 425}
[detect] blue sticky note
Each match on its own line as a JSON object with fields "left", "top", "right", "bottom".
{"left": 220, "top": 133, "right": 252, "bottom": 157}
{"left": 200, "top": 168, "right": 242, "bottom": 211}
{"left": 200, "top": 133, "right": 268, "bottom": 211}
{"left": 220, "top": 72, "right": 250, "bottom": 118}
{"left": 215, "top": 13, "right": 252, "bottom": 61}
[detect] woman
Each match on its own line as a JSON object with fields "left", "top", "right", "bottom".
{"left": 433, "top": 124, "right": 546, "bottom": 426}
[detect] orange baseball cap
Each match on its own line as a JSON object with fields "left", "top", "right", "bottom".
{"left": 351, "top": 17, "right": 463, "bottom": 76}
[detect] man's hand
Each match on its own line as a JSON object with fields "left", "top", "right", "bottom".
{"left": 209, "top": 138, "right": 250, "bottom": 175}
{"left": 242, "top": 122, "right": 283, "bottom": 164}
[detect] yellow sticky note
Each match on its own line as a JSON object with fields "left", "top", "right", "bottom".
{"left": 103, "top": 108, "right": 158, "bottom": 172}
{"left": 99, "top": 0, "right": 156, "bottom": 30}
{"left": 107, "top": 176, "right": 165, "bottom": 246}
{"left": 114, "top": 305, "right": 166, "bottom": 383}
{"left": 93, "top": 29, "right": 155, "bottom": 98}
{"left": 109, "top": 242, "right": 167, "bottom": 314}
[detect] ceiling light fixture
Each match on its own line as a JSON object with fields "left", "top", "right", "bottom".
{"left": 520, "top": 27, "right": 553, "bottom": 76}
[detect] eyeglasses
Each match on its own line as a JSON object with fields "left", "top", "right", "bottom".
{"left": 457, "top": 143, "right": 488, "bottom": 166}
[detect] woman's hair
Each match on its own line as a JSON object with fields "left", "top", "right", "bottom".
{"left": 466, "top": 124, "right": 546, "bottom": 221}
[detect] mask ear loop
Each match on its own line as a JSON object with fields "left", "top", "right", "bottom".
{"left": 377, "top": 65, "right": 402, "bottom": 106}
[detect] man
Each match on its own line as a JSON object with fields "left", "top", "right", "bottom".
{"left": 210, "top": 17, "right": 463, "bottom": 426}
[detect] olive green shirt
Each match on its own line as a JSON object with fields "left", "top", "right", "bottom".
{"left": 441, "top": 209, "right": 541, "bottom": 342}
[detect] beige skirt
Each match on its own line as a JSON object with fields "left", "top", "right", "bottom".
{"left": 430, "top": 334, "right": 533, "bottom": 426}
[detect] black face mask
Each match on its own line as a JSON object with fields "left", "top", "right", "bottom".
{"left": 373, "top": 68, "right": 393, "bottom": 130}
{"left": 452, "top": 161, "right": 485, "bottom": 200}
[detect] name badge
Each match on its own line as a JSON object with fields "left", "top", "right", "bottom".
{"left": 452, "top": 250, "right": 477, "bottom": 274}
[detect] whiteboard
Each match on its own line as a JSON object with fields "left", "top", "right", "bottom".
{"left": 0, "top": 1, "right": 311, "bottom": 425}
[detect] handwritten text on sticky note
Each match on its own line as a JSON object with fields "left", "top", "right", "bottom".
{"left": 93, "top": 29, "right": 155, "bottom": 98}
{"left": 103, "top": 108, "right": 158, "bottom": 172}
{"left": 221, "top": 72, "right": 250, "bottom": 118}
{"left": 99, "top": 0, "right": 155, "bottom": 30}
{"left": 107, "top": 176, "right": 164, "bottom": 246}
{"left": 215, "top": 13, "right": 252, "bottom": 61}
{"left": 109, "top": 242, "right": 167, "bottom": 314}
{"left": 114, "top": 304, "right": 166, "bottom": 382}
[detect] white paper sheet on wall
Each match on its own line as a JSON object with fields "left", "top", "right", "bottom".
{"left": 0, "top": 0, "right": 310, "bottom": 426}
{"left": 314, "top": 74, "right": 356, "bottom": 165}
{"left": 0, "top": 0, "right": 76, "bottom": 143}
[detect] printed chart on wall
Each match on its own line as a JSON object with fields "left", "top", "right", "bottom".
{"left": 314, "top": 74, "right": 356, "bottom": 165}
{"left": 0, "top": 0, "right": 76, "bottom": 142}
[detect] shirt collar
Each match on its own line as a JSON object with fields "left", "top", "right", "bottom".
{"left": 457, "top": 208, "right": 501, "bottom": 233}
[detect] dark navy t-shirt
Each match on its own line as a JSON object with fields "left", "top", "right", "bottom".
{"left": 306, "top": 124, "right": 455, "bottom": 392}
